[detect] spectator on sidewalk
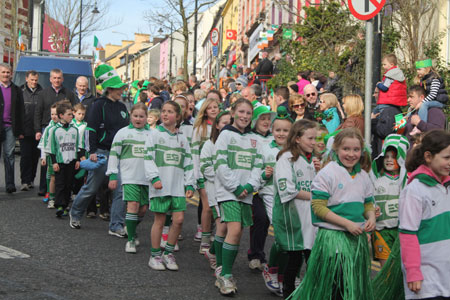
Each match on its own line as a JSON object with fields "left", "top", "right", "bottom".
{"left": 20, "top": 70, "right": 42, "bottom": 191}
{"left": 303, "top": 84, "right": 319, "bottom": 121}
{"left": 34, "top": 69, "right": 76, "bottom": 140}
{"left": 0, "top": 63, "right": 25, "bottom": 193}
{"left": 74, "top": 76, "right": 95, "bottom": 113}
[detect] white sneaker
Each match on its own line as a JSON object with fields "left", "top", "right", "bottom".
{"left": 148, "top": 256, "right": 166, "bottom": 271}
{"left": 125, "top": 240, "right": 136, "bottom": 253}
{"left": 47, "top": 200, "right": 55, "bottom": 209}
{"left": 215, "top": 275, "right": 237, "bottom": 295}
{"left": 204, "top": 248, "right": 217, "bottom": 270}
{"left": 262, "top": 265, "right": 280, "bottom": 293}
{"left": 135, "top": 238, "right": 140, "bottom": 247}
{"left": 162, "top": 253, "right": 179, "bottom": 271}
{"left": 194, "top": 224, "right": 202, "bottom": 241}
{"left": 295, "top": 276, "right": 301, "bottom": 288}
{"left": 249, "top": 258, "right": 263, "bottom": 270}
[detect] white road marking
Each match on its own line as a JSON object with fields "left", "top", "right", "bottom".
{"left": 0, "top": 245, "right": 30, "bottom": 259}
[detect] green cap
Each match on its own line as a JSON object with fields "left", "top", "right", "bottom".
{"left": 415, "top": 59, "right": 432, "bottom": 69}
{"left": 95, "top": 64, "right": 126, "bottom": 90}
{"left": 143, "top": 80, "right": 150, "bottom": 89}
{"left": 273, "top": 106, "right": 294, "bottom": 123}
{"left": 252, "top": 105, "right": 276, "bottom": 128}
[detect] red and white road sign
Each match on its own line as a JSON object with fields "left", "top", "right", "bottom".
{"left": 349, "top": 0, "right": 386, "bottom": 21}
{"left": 210, "top": 28, "right": 219, "bottom": 46}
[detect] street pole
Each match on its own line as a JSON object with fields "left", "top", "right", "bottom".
{"left": 78, "top": 0, "right": 82, "bottom": 54}
{"left": 193, "top": 0, "right": 198, "bottom": 75}
{"left": 169, "top": 22, "right": 173, "bottom": 79}
{"left": 125, "top": 47, "right": 129, "bottom": 82}
{"left": 364, "top": 19, "right": 373, "bottom": 143}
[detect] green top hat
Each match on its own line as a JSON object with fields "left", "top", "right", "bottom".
{"left": 252, "top": 105, "right": 276, "bottom": 128}
{"left": 273, "top": 106, "right": 294, "bottom": 123}
{"left": 131, "top": 80, "right": 139, "bottom": 90}
{"left": 95, "top": 64, "right": 126, "bottom": 90}
{"left": 415, "top": 59, "right": 432, "bottom": 69}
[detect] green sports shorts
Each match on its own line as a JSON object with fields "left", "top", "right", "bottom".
{"left": 219, "top": 201, "right": 253, "bottom": 227}
{"left": 151, "top": 196, "right": 186, "bottom": 213}
{"left": 123, "top": 184, "right": 149, "bottom": 206}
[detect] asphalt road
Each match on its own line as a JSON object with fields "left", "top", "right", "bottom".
{"left": 0, "top": 157, "right": 279, "bottom": 300}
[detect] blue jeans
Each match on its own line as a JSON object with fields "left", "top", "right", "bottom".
{"left": 418, "top": 100, "right": 444, "bottom": 122}
{"left": 70, "top": 149, "right": 125, "bottom": 231}
{"left": 1, "top": 127, "right": 16, "bottom": 189}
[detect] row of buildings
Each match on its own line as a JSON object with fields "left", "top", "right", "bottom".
{"left": 2, "top": 0, "right": 450, "bottom": 83}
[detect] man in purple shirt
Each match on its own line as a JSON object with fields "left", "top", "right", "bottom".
{"left": 0, "top": 63, "right": 25, "bottom": 193}
{"left": 404, "top": 85, "right": 446, "bottom": 144}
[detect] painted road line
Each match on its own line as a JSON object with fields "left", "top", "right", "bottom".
{"left": 0, "top": 245, "right": 30, "bottom": 259}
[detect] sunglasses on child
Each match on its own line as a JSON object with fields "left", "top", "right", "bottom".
{"left": 293, "top": 103, "right": 306, "bottom": 108}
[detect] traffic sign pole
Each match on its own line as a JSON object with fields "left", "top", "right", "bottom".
{"left": 364, "top": 19, "right": 373, "bottom": 143}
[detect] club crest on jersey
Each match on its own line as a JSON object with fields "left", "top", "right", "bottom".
{"left": 159, "top": 138, "right": 165, "bottom": 144}
{"left": 250, "top": 139, "right": 257, "bottom": 148}
{"left": 296, "top": 169, "right": 303, "bottom": 177}
{"left": 338, "top": 183, "right": 344, "bottom": 189}
{"left": 278, "top": 178, "right": 287, "bottom": 191}
{"left": 230, "top": 137, "right": 237, "bottom": 145}
{"left": 267, "top": 155, "right": 275, "bottom": 162}
{"left": 121, "top": 111, "right": 127, "bottom": 119}
{"left": 376, "top": 186, "right": 386, "bottom": 194}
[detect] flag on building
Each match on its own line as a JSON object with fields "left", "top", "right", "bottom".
{"left": 226, "top": 29, "right": 237, "bottom": 40}
{"left": 266, "top": 29, "right": 274, "bottom": 41}
{"left": 94, "top": 36, "right": 104, "bottom": 51}
{"left": 282, "top": 28, "right": 293, "bottom": 40}
{"left": 17, "top": 30, "right": 26, "bottom": 51}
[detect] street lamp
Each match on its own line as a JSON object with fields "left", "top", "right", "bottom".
{"left": 78, "top": 0, "right": 100, "bottom": 54}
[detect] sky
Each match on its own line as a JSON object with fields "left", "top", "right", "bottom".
{"left": 90, "top": 0, "right": 164, "bottom": 47}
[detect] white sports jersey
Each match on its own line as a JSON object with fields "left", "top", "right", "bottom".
{"left": 248, "top": 131, "right": 273, "bottom": 149}
{"left": 311, "top": 161, "right": 374, "bottom": 231}
{"left": 72, "top": 119, "right": 87, "bottom": 149}
{"left": 371, "top": 174, "right": 401, "bottom": 230}
{"left": 273, "top": 150, "right": 317, "bottom": 250}
{"left": 214, "top": 126, "right": 262, "bottom": 205}
{"left": 50, "top": 123, "right": 79, "bottom": 164}
{"left": 399, "top": 174, "right": 450, "bottom": 299}
{"left": 258, "top": 140, "right": 281, "bottom": 222}
{"left": 144, "top": 125, "right": 195, "bottom": 198}
{"left": 106, "top": 124, "right": 150, "bottom": 186}
{"left": 192, "top": 124, "right": 211, "bottom": 182}
{"left": 200, "top": 139, "right": 216, "bottom": 207}
{"left": 179, "top": 122, "right": 193, "bottom": 146}
{"left": 38, "top": 120, "right": 57, "bottom": 158}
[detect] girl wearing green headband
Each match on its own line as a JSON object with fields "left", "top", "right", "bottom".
{"left": 415, "top": 58, "right": 448, "bottom": 123}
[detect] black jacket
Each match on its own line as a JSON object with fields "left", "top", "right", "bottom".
{"left": 85, "top": 96, "right": 129, "bottom": 153}
{"left": 371, "top": 105, "right": 401, "bottom": 159}
{"left": 74, "top": 90, "right": 96, "bottom": 116}
{"left": 421, "top": 72, "right": 449, "bottom": 104}
{"left": 34, "top": 86, "right": 76, "bottom": 132}
{"left": 21, "top": 83, "right": 42, "bottom": 137}
{"left": 255, "top": 58, "right": 273, "bottom": 80}
{"left": 0, "top": 82, "right": 25, "bottom": 137}
{"left": 148, "top": 96, "right": 164, "bottom": 110}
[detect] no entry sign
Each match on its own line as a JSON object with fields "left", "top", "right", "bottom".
{"left": 349, "top": 0, "right": 386, "bottom": 21}
{"left": 210, "top": 28, "right": 219, "bottom": 46}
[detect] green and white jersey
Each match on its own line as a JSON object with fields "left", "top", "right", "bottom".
{"left": 72, "top": 119, "right": 87, "bottom": 149}
{"left": 144, "top": 125, "right": 195, "bottom": 198}
{"left": 200, "top": 139, "right": 217, "bottom": 207}
{"left": 50, "top": 123, "right": 79, "bottom": 164}
{"left": 311, "top": 161, "right": 374, "bottom": 231}
{"left": 371, "top": 173, "right": 401, "bottom": 230}
{"left": 273, "top": 150, "right": 317, "bottom": 251}
{"left": 248, "top": 131, "right": 273, "bottom": 150}
{"left": 214, "top": 125, "right": 263, "bottom": 205}
{"left": 179, "top": 122, "right": 193, "bottom": 147}
{"left": 258, "top": 140, "right": 281, "bottom": 222}
{"left": 399, "top": 173, "right": 450, "bottom": 299}
{"left": 38, "top": 120, "right": 57, "bottom": 158}
{"left": 106, "top": 124, "right": 150, "bottom": 186}
{"left": 192, "top": 124, "right": 211, "bottom": 182}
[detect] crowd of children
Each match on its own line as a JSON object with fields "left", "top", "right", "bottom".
{"left": 32, "top": 59, "right": 450, "bottom": 300}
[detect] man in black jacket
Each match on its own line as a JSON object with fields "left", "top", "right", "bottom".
{"left": 0, "top": 63, "right": 25, "bottom": 193}
{"left": 20, "top": 70, "right": 42, "bottom": 191}
{"left": 74, "top": 76, "right": 96, "bottom": 114}
{"left": 34, "top": 68, "right": 76, "bottom": 140}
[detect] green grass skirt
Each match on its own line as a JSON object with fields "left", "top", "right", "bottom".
{"left": 372, "top": 237, "right": 405, "bottom": 300}
{"left": 287, "top": 228, "right": 374, "bottom": 300}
